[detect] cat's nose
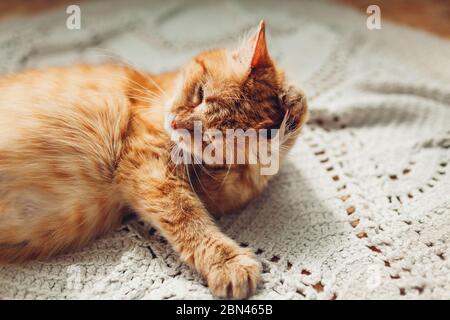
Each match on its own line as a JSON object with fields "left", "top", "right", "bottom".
{"left": 171, "top": 119, "right": 177, "bottom": 129}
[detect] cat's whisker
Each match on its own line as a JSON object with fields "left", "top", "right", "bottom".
{"left": 183, "top": 162, "right": 200, "bottom": 201}
{"left": 91, "top": 49, "right": 168, "bottom": 100}
{"left": 191, "top": 164, "right": 216, "bottom": 202}
{"left": 126, "top": 95, "right": 162, "bottom": 105}
{"left": 194, "top": 162, "right": 217, "bottom": 180}
{"left": 124, "top": 80, "right": 159, "bottom": 97}
{"left": 197, "top": 165, "right": 224, "bottom": 184}
{"left": 218, "top": 143, "right": 234, "bottom": 188}
{"left": 142, "top": 74, "right": 168, "bottom": 99}
{"left": 220, "top": 162, "right": 233, "bottom": 188}
{"left": 125, "top": 77, "right": 165, "bottom": 100}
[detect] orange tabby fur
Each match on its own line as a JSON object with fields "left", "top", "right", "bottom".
{"left": 0, "top": 22, "right": 307, "bottom": 298}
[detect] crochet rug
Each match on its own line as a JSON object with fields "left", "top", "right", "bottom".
{"left": 0, "top": 0, "right": 449, "bottom": 299}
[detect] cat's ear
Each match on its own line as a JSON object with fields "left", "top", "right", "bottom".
{"left": 249, "top": 20, "right": 271, "bottom": 69}
{"left": 235, "top": 20, "right": 273, "bottom": 70}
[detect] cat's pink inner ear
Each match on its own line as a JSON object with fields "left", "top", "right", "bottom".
{"left": 250, "top": 20, "right": 271, "bottom": 69}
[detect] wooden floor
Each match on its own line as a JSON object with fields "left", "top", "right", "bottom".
{"left": 0, "top": 0, "right": 79, "bottom": 18}
{"left": 338, "top": 0, "right": 450, "bottom": 38}
{"left": 1, "top": 0, "right": 449, "bottom": 38}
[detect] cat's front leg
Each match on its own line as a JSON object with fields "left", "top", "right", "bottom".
{"left": 120, "top": 166, "right": 261, "bottom": 299}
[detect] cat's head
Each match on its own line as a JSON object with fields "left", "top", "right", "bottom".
{"left": 164, "top": 21, "right": 308, "bottom": 171}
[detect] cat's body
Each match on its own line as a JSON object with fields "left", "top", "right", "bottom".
{"left": 0, "top": 22, "right": 307, "bottom": 298}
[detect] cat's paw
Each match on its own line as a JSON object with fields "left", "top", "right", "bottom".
{"left": 279, "top": 84, "right": 308, "bottom": 131}
{"left": 280, "top": 84, "right": 306, "bottom": 110}
{"left": 206, "top": 251, "right": 261, "bottom": 299}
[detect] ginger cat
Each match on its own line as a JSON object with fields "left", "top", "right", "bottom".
{"left": 0, "top": 21, "right": 307, "bottom": 298}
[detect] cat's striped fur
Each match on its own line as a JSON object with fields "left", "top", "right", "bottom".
{"left": 0, "top": 21, "right": 307, "bottom": 298}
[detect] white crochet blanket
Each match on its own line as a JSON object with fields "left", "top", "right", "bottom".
{"left": 0, "top": 0, "right": 449, "bottom": 300}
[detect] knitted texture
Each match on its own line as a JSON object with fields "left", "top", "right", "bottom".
{"left": 0, "top": 0, "right": 449, "bottom": 299}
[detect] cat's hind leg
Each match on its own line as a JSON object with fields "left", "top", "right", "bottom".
{"left": 0, "top": 195, "right": 122, "bottom": 263}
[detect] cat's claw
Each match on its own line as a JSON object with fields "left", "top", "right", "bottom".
{"left": 206, "top": 251, "right": 261, "bottom": 299}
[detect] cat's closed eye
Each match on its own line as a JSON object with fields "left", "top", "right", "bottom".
{"left": 192, "top": 84, "right": 204, "bottom": 106}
